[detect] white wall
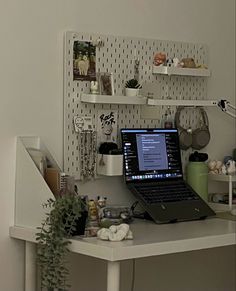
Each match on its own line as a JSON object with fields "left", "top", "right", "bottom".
{"left": 0, "top": 0, "right": 235, "bottom": 290}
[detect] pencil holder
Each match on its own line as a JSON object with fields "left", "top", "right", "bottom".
{"left": 97, "top": 154, "right": 123, "bottom": 176}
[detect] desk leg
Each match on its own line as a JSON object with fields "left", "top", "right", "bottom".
{"left": 107, "top": 261, "right": 120, "bottom": 291}
{"left": 229, "top": 175, "right": 233, "bottom": 210}
{"left": 25, "top": 242, "right": 37, "bottom": 291}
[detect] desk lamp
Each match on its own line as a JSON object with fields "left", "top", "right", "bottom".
{"left": 218, "top": 99, "right": 236, "bottom": 119}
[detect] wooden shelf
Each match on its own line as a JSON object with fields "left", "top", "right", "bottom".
{"left": 152, "top": 65, "right": 211, "bottom": 77}
{"left": 80, "top": 93, "right": 147, "bottom": 105}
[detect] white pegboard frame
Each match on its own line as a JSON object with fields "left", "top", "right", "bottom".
{"left": 64, "top": 31, "right": 209, "bottom": 179}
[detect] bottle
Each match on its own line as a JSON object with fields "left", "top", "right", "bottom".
{"left": 162, "top": 106, "right": 173, "bottom": 128}
{"left": 186, "top": 162, "right": 208, "bottom": 201}
{"left": 85, "top": 199, "right": 100, "bottom": 237}
{"left": 58, "top": 173, "right": 75, "bottom": 196}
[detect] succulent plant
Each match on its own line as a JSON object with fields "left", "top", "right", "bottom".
{"left": 125, "top": 78, "right": 141, "bottom": 89}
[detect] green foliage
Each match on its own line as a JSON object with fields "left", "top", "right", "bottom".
{"left": 125, "top": 78, "right": 141, "bottom": 89}
{"left": 36, "top": 194, "right": 83, "bottom": 291}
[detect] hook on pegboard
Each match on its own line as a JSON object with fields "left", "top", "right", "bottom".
{"left": 92, "top": 38, "right": 104, "bottom": 48}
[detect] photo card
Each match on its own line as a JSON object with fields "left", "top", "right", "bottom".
{"left": 97, "top": 109, "right": 117, "bottom": 145}
{"left": 98, "top": 72, "right": 114, "bottom": 95}
{"left": 73, "top": 40, "right": 96, "bottom": 81}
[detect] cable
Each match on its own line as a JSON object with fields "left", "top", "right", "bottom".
{"left": 130, "top": 201, "right": 146, "bottom": 219}
{"left": 131, "top": 259, "right": 136, "bottom": 291}
{"left": 130, "top": 201, "right": 139, "bottom": 213}
{"left": 218, "top": 99, "right": 236, "bottom": 119}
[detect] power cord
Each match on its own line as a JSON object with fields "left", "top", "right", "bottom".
{"left": 130, "top": 201, "right": 148, "bottom": 219}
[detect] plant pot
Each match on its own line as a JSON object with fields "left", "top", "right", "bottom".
{"left": 73, "top": 210, "right": 88, "bottom": 236}
{"left": 125, "top": 88, "right": 139, "bottom": 97}
{"left": 64, "top": 210, "right": 88, "bottom": 236}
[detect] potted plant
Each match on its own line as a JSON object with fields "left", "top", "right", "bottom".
{"left": 125, "top": 78, "right": 141, "bottom": 97}
{"left": 36, "top": 191, "right": 87, "bottom": 291}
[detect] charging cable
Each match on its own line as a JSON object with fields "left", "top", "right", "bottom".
{"left": 130, "top": 201, "right": 147, "bottom": 219}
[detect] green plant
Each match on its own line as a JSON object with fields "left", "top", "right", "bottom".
{"left": 125, "top": 78, "right": 141, "bottom": 89}
{"left": 36, "top": 193, "right": 83, "bottom": 291}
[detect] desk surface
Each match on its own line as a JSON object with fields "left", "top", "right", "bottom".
{"left": 10, "top": 218, "right": 236, "bottom": 262}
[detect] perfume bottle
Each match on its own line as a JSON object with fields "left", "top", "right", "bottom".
{"left": 162, "top": 106, "right": 173, "bottom": 128}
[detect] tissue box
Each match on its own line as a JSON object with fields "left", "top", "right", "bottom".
{"left": 97, "top": 154, "right": 123, "bottom": 176}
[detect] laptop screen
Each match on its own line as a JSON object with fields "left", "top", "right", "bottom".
{"left": 121, "top": 128, "right": 183, "bottom": 183}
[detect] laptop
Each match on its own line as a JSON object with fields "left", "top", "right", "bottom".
{"left": 121, "top": 128, "right": 215, "bottom": 223}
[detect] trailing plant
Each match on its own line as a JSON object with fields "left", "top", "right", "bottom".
{"left": 36, "top": 193, "right": 83, "bottom": 291}
{"left": 125, "top": 78, "right": 141, "bottom": 89}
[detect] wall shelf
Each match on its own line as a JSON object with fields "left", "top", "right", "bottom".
{"left": 152, "top": 65, "right": 211, "bottom": 77}
{"left": 81, "top": 94, "right": 218, "bottom": 107}
{"left": 80, "top": 93, "right": 147, "bottom": 105}
{"left": 148, "top": 99, "right": 218, "bottom": 107}
{"left": 209, "top": 173, "right": 236, "bottom": 183}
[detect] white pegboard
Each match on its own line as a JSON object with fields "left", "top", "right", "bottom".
{"left": 64, "top": 31, "right": 209, "bottom": 179}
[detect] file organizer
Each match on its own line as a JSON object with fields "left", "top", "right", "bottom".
{"left": 15, "top": 136, "right": 61, "bottom": 228}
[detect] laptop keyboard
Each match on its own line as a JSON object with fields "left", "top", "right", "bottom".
{"left": 134, "top": 181, "right": 200, "bottom": 204}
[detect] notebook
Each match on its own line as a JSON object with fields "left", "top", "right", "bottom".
{"left": 121, "top": 128, "right": 215, "bottom": 223}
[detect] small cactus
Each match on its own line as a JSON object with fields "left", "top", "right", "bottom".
{"left": 125, "top": 78, "right": 141, "bottom": 89}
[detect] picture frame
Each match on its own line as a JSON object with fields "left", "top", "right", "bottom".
{"left": 98, "top": 72, "right": 114, "bottom": 95}
{"left": 73, "top": 40, "right": 96, "bottom": 81}
{"left": 97, "top": 110, "right": 117, "bottom": 145}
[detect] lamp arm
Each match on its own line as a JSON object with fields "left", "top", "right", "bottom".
{"left": 218, "top": 99, "right": 236, "bottom": 119}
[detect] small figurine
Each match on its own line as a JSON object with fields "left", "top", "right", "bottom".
{"left": 173, "top": 57, "right": 180, "bottom": 67}
{"left": 153, "top": 52, "right": 166, "bottom": 66}
{"left": 97, "top": 196, "right": 107, "bottom": 209}
{"left": 88, "top": 199, "right": 99, "bottom": 221}
{"left": 222, "top": 159, "right": 236, "bottom": 175}
{"left": 96, "top": 196, "right": 107, "bottom": 220}
{"left": 208, "top": 157, "right": 236, "bottom": 175}
{"left": 166, "top": 58, "right": 174, "bottom": 67}
{"left": 90, "top": 81, "right": 99, "bottom": 94}
{"left": 181, "top": 58, "right": 196, "bottom": 68}
{"left": 208, "top": 160, "right": 223, "bottom": 174}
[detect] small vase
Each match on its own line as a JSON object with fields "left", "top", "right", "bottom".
{"left": 125, "top": 88, "right": 139, "bottom": 97}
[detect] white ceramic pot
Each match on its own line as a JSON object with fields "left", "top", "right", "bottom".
{"left": 125, "top": 88, "right": 139, "bottom": 97}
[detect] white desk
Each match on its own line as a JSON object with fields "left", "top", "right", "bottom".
{"left": 9, "top": 218, "right": 236, "bottom": 291}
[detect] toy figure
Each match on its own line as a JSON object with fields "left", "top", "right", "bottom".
{"left": 153, "top": 52, "right": 166, "bottom": 66}
{"left": 222, "top": 159, "right": 236, "bottom": 175}
{"left": 208, "top": 160, "right": 223, "bottom": 174}
{"left": 90, "top": 81, "right": 99, "bottom": 94}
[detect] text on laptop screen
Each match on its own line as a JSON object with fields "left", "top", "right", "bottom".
{"left": 121, "top": 129, "right": 183, "bottom": 182}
